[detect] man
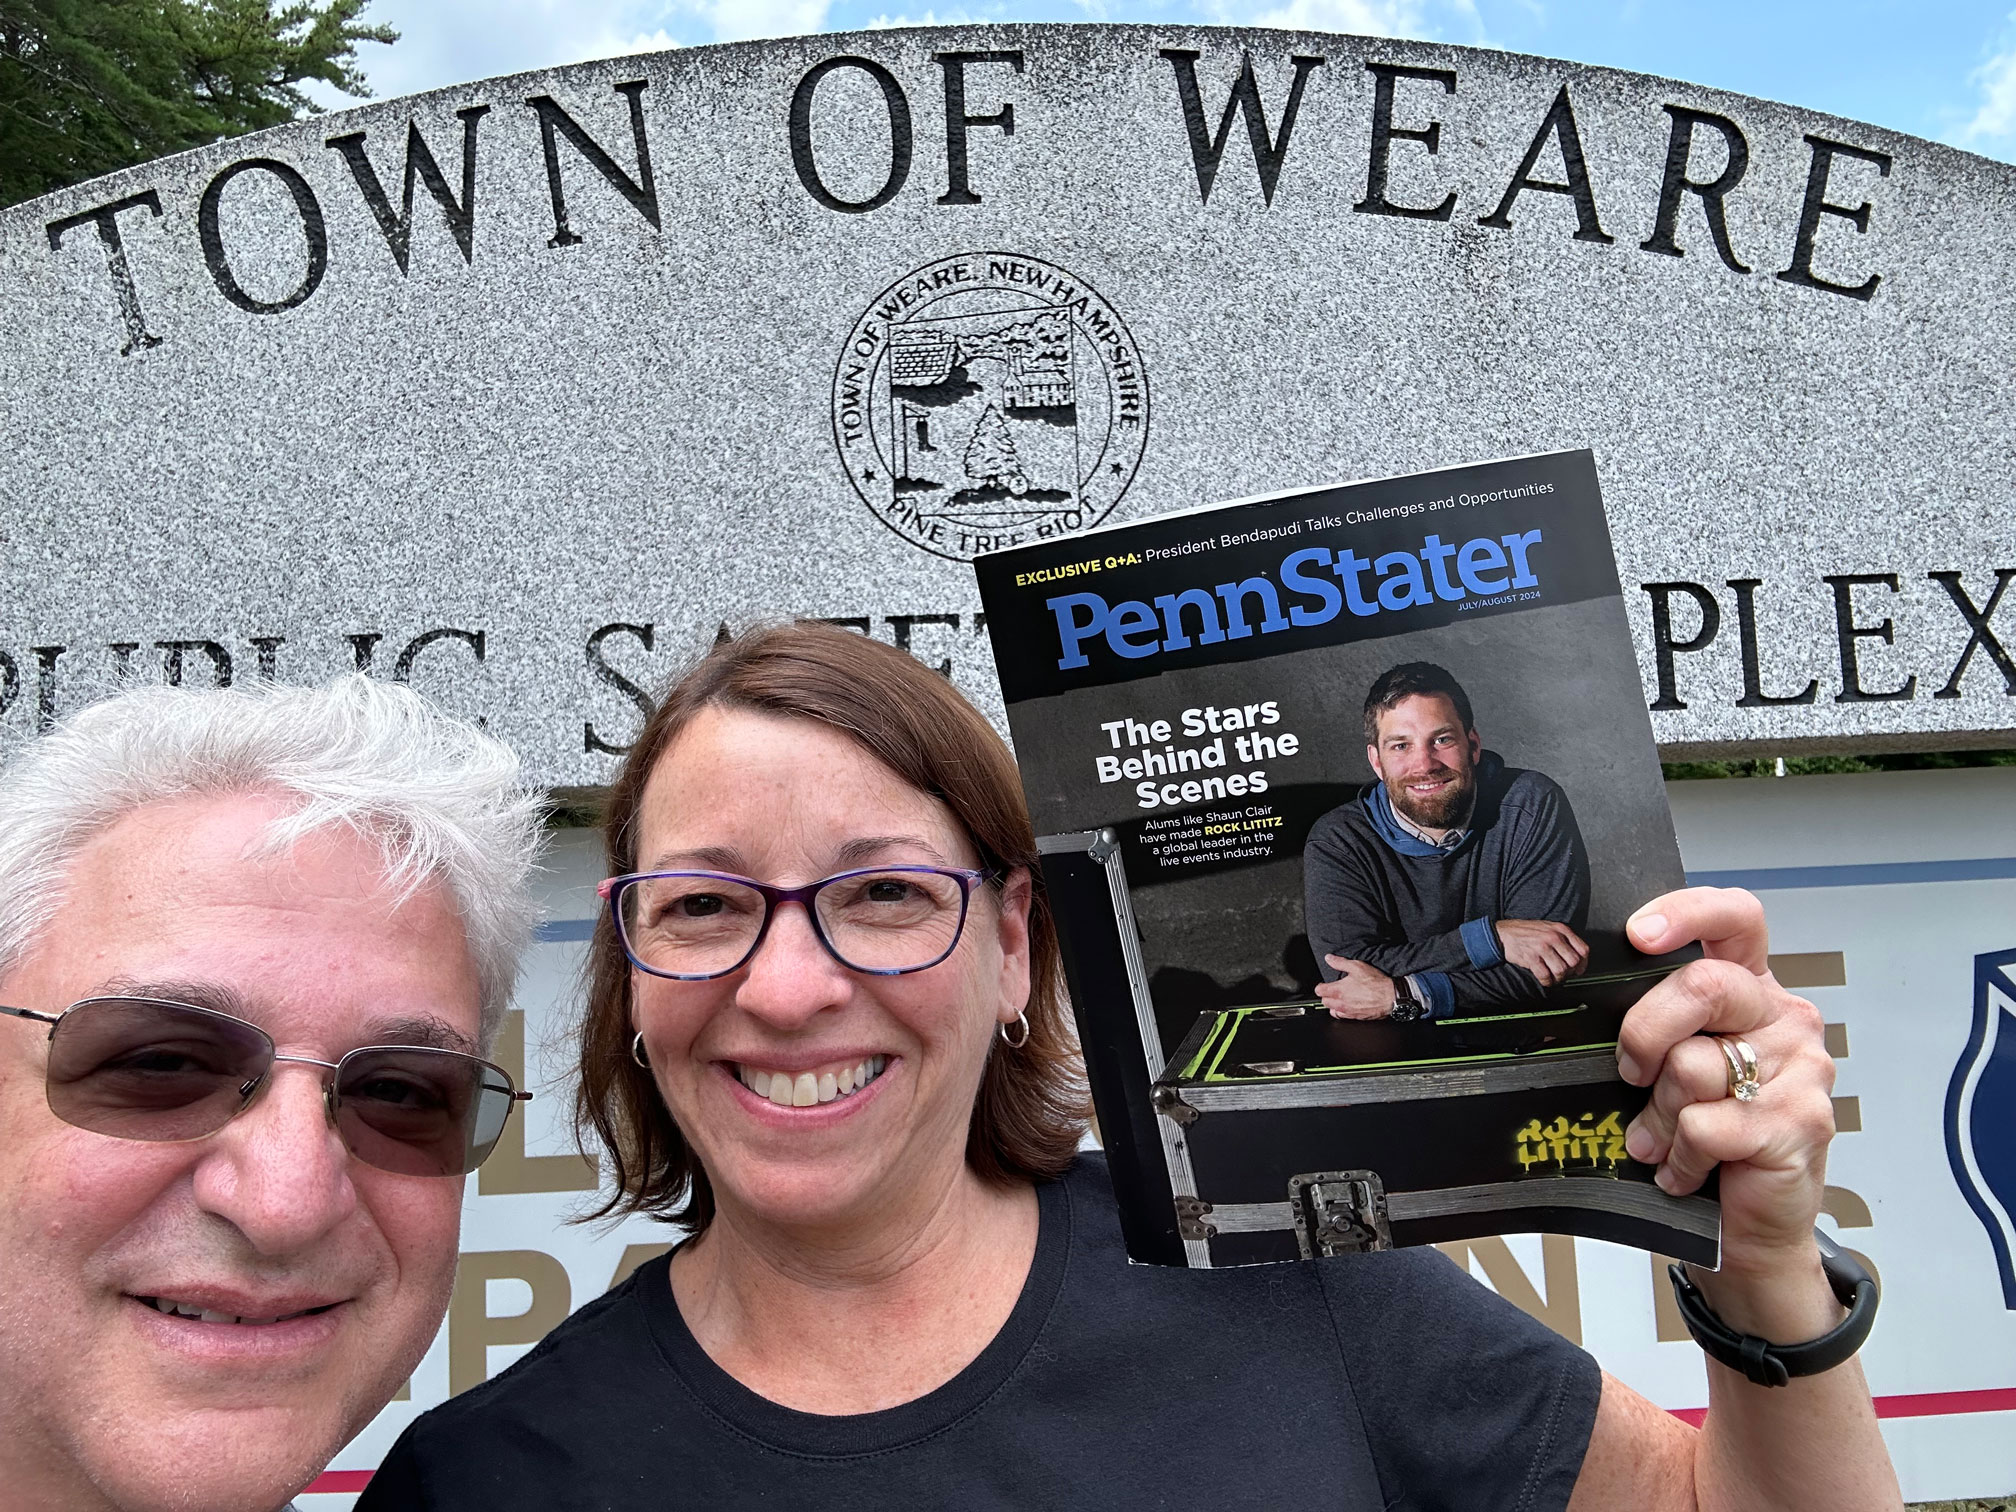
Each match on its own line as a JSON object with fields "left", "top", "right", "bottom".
{"left": 0, "top": 676, "right": 544, "bottom": 1512}
{"left": 1304, "top": 661, "right": 1590, "bottom": 1020}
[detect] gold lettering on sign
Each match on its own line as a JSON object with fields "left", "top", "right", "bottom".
{"left": 478, "top": 1011, "right": 600, "bottom": 1195}
{"left": 448, "top": 1250, "right": 572, "bottom": 1396}
{"left": 1766, "top": 951, "right": 1847, "bottom": 990}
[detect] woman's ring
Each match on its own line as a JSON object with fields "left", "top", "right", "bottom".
{"left": 1717, "top": 1036, "right": 1762, "bottom": 1102}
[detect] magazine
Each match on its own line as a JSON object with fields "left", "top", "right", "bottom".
{"left": 974, "top": 450, "right": 1718, "bottom": 1268}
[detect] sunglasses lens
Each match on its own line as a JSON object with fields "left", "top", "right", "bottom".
{"left": 334, "top": 1049, "right": 517, "bottom": 1177}
{"left": 45, "top": 998, "right": 270, "bottom": 1142}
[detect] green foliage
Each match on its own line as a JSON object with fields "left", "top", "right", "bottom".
{"left": 0, "top": 0, "right": 395, "bottom": 207}
{"left": 1664, "top": 750, "right": 2016, "bottom": 780}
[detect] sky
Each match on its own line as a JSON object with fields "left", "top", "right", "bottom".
{"left": 314, "top": 0, "right": 2016, "bottom": 163}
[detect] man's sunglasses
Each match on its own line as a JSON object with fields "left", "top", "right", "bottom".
{"left": 0, "top": 995, "right": 530, "bottom": 1178}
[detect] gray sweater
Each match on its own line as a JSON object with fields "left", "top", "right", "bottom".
{"left": 1302, "top": 752, "right": 1590, "bottom": 1016}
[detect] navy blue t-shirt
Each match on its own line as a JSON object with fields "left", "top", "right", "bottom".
{"left": 362, "top": 1157, "right": 1598, "bottom": 1509}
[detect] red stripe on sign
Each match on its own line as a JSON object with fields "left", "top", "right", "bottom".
{"left": 1669, "top": 1385, "right": 2016, "bottom": 1427}
{"left": 1872, "top": 1387, "right": 2016, "bottom": 1418}
{"left": 305, "top": 1469, "right": 374, "bottom": 1492}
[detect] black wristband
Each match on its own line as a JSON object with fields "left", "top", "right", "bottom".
{"left": 1667, "top": 1230, "right": 1877, "bottom": 1388}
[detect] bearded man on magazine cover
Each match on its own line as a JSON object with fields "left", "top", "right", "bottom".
{"left": 1304, "top": 661, "right": 1592, "bottom": 1021}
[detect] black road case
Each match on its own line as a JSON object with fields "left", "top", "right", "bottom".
{"left": 1038, "top": 829, "right": 1719, "bottom": 1269}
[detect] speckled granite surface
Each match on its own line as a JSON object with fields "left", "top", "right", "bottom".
{"left": 4, "top": 27, "right": 2012, "bottom": 782}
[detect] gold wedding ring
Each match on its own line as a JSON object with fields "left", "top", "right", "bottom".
{"left": 1718, "top": 1035, "right": 1762, "bottom": 1103}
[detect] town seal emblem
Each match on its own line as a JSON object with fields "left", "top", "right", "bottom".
{"left": 832, "top": 253, "right": 1149, "bottom": 563}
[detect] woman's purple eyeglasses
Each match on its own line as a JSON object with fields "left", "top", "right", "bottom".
{"left": 599, "top": 865, "right": 998, "bottom": 980}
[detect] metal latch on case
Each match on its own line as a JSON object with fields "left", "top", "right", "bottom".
{"left": 1289, "top": 1170, "right": 1393, "bottom": 1257}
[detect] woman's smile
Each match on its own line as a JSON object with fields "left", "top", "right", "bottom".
{"left": 713, "top": 1056, "right": 895, "bottom": 1128}
{"left": 727, "top": 1055, "right": 889, "bottom": 1109}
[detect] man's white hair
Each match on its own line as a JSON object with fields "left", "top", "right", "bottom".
{"left": 0, "top": 676, "right": 545, "bottom": 1048}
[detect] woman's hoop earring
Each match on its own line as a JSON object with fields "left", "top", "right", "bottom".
{"left": 998, "top": 1010, "right": 1031, "bottom": 1049}
{"left": 631, "top": 1031, "right": 651, "bottom": 1069}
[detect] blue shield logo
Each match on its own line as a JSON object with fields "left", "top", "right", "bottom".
{"left": 1946, "top": 947, "right": 2016, "bottom": 1308}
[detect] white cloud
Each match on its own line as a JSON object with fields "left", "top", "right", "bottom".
{"left": 314, "top": 0, "right": 670, "bottom": 102}
{"left": 865, "top": 8, "right": 985, "bottom": 28}
{"left": 316, "top": 0, "right": 1487, "bottom": 106}
{"left": 1198, "top": 0, "right": 1480, "bottom": 41}
{"left": 673, "top": 0, "right": 832, "bottom": 42}
{"left": 1953, "top": 15, "right": 2016, "bottom": 160}
{"left": 608, "top": 27, "right": 681, "bottom": 54}
{"left": 1210, "top": 0, "right": 1417, "bottom": 32}
{"left": 294, "top": 0, "right": 676, "bottom": 106}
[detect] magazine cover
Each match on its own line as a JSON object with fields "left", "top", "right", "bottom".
{"left": 975, "top": 451, "right": 1719, "bottom": 1269}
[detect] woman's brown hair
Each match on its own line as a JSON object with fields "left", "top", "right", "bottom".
{"left": 575, "top": 621, "right": 1089, "bottom": 1229}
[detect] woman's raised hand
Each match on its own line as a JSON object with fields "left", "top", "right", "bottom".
{"left": 1617, "top": 888, "right": 1839, "bottom": 1285}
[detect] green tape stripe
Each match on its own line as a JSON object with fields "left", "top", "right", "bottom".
{"left": 1424, "top": 972, "right": 1680, "bottom": 1028}
{"left": 1178, "top": 1014, "right": 1232, "bottom": 1081}
{"left": 1203, "top": 1040, "right": 1616, "bottom": 1082}
{"left": 1204, "top": 1006, "right": 1255, "bottom": 1081}
{"left": 1436, "top": 1008, "right": 1589, "bottom": 1026}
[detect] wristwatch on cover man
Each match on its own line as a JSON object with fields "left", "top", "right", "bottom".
{"left": 1387, "top": 987, "right": 1429, "bottom": 1022}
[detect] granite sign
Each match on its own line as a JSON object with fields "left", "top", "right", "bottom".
{"left": 3, "top": 25, "right": 2013, "bottom": 786}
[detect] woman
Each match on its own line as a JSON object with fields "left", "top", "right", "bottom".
{"left": 364, "top": 623, "right": 1899, "bottom": 1509}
